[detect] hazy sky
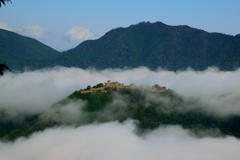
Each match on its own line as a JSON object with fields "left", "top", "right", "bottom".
{"left": 0, "top": 0, "right": 240, "bottom": 51}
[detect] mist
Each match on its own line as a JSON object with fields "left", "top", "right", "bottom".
{"left": 1, "top": 66, "right": 240, "bottom": 115}
{"left": 0, "top": 121, "right": 240, "bottom": 160}
{"left": 1, "top": 66, "right": 240, "bottom": 159}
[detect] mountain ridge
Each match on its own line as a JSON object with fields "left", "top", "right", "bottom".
{"left": 1, "top": 21, "right": 240, "bottom": 71}
{"left": 0, "top": 29, "right": 60, "bottom": 70}
{"left": 54, "top": 21, "right": 240, "bottom": 71}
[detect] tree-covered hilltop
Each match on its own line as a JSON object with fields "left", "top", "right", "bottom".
{"left": 0, "top": 29, "right": 59, "bottom": 71}
{"left": 1, "top": 22, "right": 240, "bottom": 71}
{"left": 69, "top": 87, "right": 240, "bottom": 137}
{"left": 55, "top": 22, "right": 240, "bottom": 71}
{"left": 1, "top": 84, "right": 240, "bottom": 141}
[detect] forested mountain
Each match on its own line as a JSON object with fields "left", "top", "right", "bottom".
{"left": 0, "top": 29, "right": 59, "bottom": 70}
{"left": 55, "top": 22, "right": 240, "bottom": 71}
{"left": 1, "top": 84, "right": 240, "bottom": 141}
{"left": 1, "top": 22, "right": 240, "bottom": 71}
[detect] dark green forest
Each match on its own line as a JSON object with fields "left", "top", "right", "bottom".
{"left": 0, "top": 29, "right": 59, "bottom": 71}
{"left": 1, "top": 86, "right": 240, "bottom": 141}
{"left": 1, "top": 22, "right": 240, "bottom": 71}
{"left": 54, "top": 22, "right": 240, "bottom": 71}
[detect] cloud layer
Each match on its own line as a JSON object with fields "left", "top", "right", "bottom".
{"left": 1, "top": 66, "right": 240, "bottom": 159}
{"left": 1, "top": 66, "right": 240, "bottom": 116}
{"left": 0, "top": 121, "right": 240, "bottom": 160}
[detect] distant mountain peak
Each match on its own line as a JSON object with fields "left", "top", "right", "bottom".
{"left": 0, "top": 29, "right": 59, "bottom": 71}
{"left": 56, "top": 22, "right": 239, "bottom": 71}
{"left": 2, "top": 22, "right": 239, "bottom": 71}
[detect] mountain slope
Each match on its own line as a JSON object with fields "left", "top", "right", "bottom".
{"left": 55, "top": 22, "right": 240, "bottom": 71}
{"left": 1, "top": 22, "right": 240, "bottom": 71}
{"left": 1, "top": 84, "right": 240, "bottom": 141}
{"left": 0, "top": 29, "right": 59, "bottom": 70}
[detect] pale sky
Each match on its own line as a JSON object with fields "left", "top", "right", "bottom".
{"left": 0, "top": 0, "right": 240, "bottom": 51}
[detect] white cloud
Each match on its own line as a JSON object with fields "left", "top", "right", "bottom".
{"left": 64, "top": 26, "right": 94, "bottom": 42}
{"left": 0, "top": 24, "right": 104, "bottom": 51}
{"left": 1, "top": 66, "right": 240, "bottom": 159}
{"left": 0, "top": 67, "right": 83, "bottom": 114}
{"left": 19, "top": 25, "right": 46, "bottom": 38}
{"left": 1, "top": 66, "right": 240, "bottom": 116}
{"left": 0, "top": 21, "right": 13, "bottom": 31}
{"left": 40, "top": 99, "right": 87, "bottom": 124}
{"left": 0, "top": 121, "right": 240, "bottom": 160}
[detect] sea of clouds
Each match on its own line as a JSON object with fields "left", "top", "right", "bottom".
{"left": 1, "top": 66, "right": 240, "bottom": 159}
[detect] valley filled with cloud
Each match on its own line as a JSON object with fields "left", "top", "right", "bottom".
{"left": 1, "top": 66, "right": 240, "bottom": 159}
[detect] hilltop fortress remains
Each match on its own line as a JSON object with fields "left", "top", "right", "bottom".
{"left": 80, "top": 81, "right": 167, "bottom": 94}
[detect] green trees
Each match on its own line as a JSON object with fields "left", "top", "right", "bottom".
{"left": 0, "top": 0, "right": 11, "bottom": 75}
{"left": 0, "top": 0, "right": 11, "bottom": 7}
{"left": 1, "top": 86, "right": 240, "bottom": 141}
{"left": 86, "top": 85, "right": 91, "bottom": 90}
{"left": 0, "top": 64, "right": 11, "bottom": 75}
{"left": 58, "top": 22, "right": 240, "bottom": 71}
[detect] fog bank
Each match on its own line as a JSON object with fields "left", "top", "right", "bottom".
{"left": 1, "top": 66, "right": 240, "bottom": 159}
{"left": 1, "top": 66, "right": 239, "bottom": 116}
{"left": 0, "top": 121, "right": 239, "bottom": 160}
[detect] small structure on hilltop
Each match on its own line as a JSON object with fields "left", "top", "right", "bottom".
{"left": 80, "top": 80, "right": 128, "bottom": 93}
{"left": 80, "top": 80, "right": 168, "bottom": 93}
{"left": 149, "top": 84, "right": 167, "bottom": 92}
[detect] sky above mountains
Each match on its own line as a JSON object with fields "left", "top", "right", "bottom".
{"left": 0, "top": 0, "right": 240, "bottom": 51}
